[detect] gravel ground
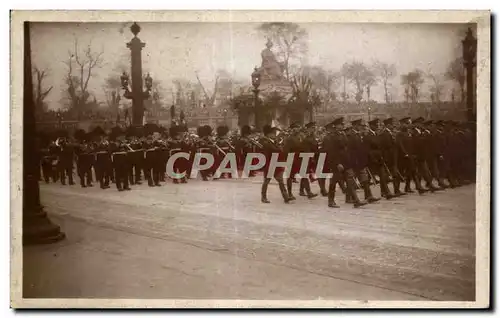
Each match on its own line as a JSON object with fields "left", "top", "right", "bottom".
{"left": 23, "top": 178, "right": 475, "bottom": 301}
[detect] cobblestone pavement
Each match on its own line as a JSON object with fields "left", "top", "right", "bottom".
{"left": 23, "top": 177, "right": 475, "bottom": 301}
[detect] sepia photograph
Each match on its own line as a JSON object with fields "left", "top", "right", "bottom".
{"left": 10, "top": 10, "right": 490, "bottom": 308}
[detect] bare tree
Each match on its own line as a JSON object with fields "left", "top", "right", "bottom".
{"left": 33, "top": 66, "right": 53, "bottom": 114}
{"left": 258, "top": 22, "right": 308, "bottom": 80}
{"left": 401, "top": 69, "right": 425, "bottom": 103}
{"left": 427, "top": 73, "right": 444, "bottom": 103}
{"left": 445, "top": 57, "right": 465, "bottom": 102}
{"left": 290, "top": 75, "right": 314, "bottom": 122}
{"left": 340, "top": 63, "right": 350, "bottom": 102}
{"left": 342, "top": 61, "right": 373, "bottom": 103}
{"left": 363, "top": 69, "right": 377, "bottom": 102}
{"left": 64, "top": 38, "right": 104, "bottom": 111}
{"left": 302, "top": 65, "right": 339, "bottom": 103}
{"left": 103, "top": 75, "right": 121, "bottom": 113}
{"left": 373, "top": 61, "right": 397, "bottom": 104}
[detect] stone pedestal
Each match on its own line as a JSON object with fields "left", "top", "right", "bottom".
{"left": 258, "top": 79, "right": 294, "bottom": 128}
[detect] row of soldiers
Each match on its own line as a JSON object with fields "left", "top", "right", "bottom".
{"left": 37, "top": 117, "right": 476, "bottom": 208}
{"left": 256, "top": 116, "right": 475, "bottom": 207}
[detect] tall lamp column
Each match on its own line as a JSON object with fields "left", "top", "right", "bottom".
{"left": 462, "top": 27, "right": 477, "bottom": 122}
{"left": 121, "top": 22, "right": 153, "bottom": 127}
{"left": 23, "top": 22, "right": 65, "bottom": 245}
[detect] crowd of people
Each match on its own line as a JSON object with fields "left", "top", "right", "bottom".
{"left": 36, "top": 116, "right": 476, "bottom": 208}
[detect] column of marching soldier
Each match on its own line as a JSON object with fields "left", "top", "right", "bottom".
{"left": 37, "top": 116, "right": 476, "bottom": 208}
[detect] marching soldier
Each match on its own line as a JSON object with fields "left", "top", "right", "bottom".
{"left": 366, "top": 118, "right": 395, "bottom": 200}
{"left": 239, "top": 125, "right": 260, "bottom": 177}
{"left": 397, "top": 117, "right": 428, "bottom": 195}
{"left": 283, "top": 123, "right": 317, "bottom": 200}
{"left": 111, "top": 138, "right": 132, "bottom": 191}
{"left": 260, "top": 125, "right": 291, "bottom": 204}
{"left": 195, "top": 125, "right": 214, "bottom": 181}
{"left": 95, "top": 137, "right": 112, "bottom": 189}
{"left": 422, "top": 120, "right": 448, "bottom": 189}
{"left": 234, "top": 125, "right": 250, "bottom": 173}
{"left": 412, "top": 117, "right": 440, "bottom": 192}
{"left": 57, "top": 137, "right": 75, "bottom": 186}
{"left": 348, "top": 119, "right": 380, "bottom": 203}
{"left": 380, "top": 117, "right": 406, "bottom": 197}
{"left": 144, "top": 135, "right": 161, "bottom": 187}
{"left": 323, "top": 117, "right": 367, "bottom": 208}
{"left": 127, "top": 128, "right": 144, "bottom": 185}
{"left": 169, "top": 125, "right": 189, "bottom": 184}
{"left": 41, "top": 141, "right": 58, "bottom": 183}
{"left": 283, "top": 122, "right": 301, "bottom": 200}
{"left": 299, "top": 122, "right": 319, "bottom": 198}
{"left": 214, "top": 125, "right": 233, "bottom": 179}
{"left": 75, "top": 135, "right": 94, "bottom": 188}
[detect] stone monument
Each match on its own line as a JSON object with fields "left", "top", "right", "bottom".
{"left": 256, "top": 39, "right": 293, "bottom": 98}
{"left": 254, "top": 39, "right": 293, "bottom": 128}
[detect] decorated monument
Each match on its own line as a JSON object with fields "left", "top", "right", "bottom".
{"left": 255, "top": 39, "right": 293, "bottom": 99}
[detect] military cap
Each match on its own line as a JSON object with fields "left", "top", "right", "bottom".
{"left": 413, "top": 117, "right": 425, "bottom": 124}
{"left": 368, "top": 118, "right": 380, "bottom": 126}
{"left": 217, "top": 125, "right": 229, "bottom": 136}
{"left": 424, "top": 120, "right": 434, "bottom": 125}
{"left": 332, "top": 117, "right": 344, "bottom": 126}
{"left": 351, "top": 119, "right": 363, "bottom": 126}
{"left": 305, "top": 122, "right": 316, "bottom": 129}
{"left": 169, "top": 126, "right": 179, "bottom": 137}
{"left": 400, "top": 117, "right": 411, "bottom": 124}
{"left": 203, "top": 125, "right": 213, "bottom": 135}
{"left": 241, "top": 125, "right": 251, "bottom": 137}
{"left": 263, "top": 124, "right": 273, "bottom": 135}
{"left": 289, "top": 122, "right": 301, "bottom": 129}
{"left": 383, "top": 117, "right": 394, "bottom": 126}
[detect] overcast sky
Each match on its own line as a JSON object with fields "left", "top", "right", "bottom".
{"left": 31, "top": 22, "right": 468, "bottom": 109}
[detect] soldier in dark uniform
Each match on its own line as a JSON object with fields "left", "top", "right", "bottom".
{"left": 214, "top": 125, "right": 233, "bottom": 179}
{"left": 195, "top": 125, "right": 214, "bottom": 181}
{"left": 234, "top": 125, "right": 249, "bottom": 173}
{"left": 422, "top": 120, "right": 448, "bottom": 189}
{"left": 239, "top": 125, "right": 259, "bottom": 177}
{"left": 75, "top": 135, "right": 94, "bottom": 188}
{"left": 283, "top": 123, "right": 317, "bottom": 200}
{"left": 283, "top": 123, "right": 301, "bottom": 200}
{"left": 144, "top": 135, "right": 161, "bottom": 187}
{"left": 40, "top": 140, "right": 57, "bottom": 183}
{"left": 57, "top": 137, "right": 75, "bottom": 186}
{"left": 380, "top": 117, "right": 406, "bottom": 197}
{"left": 300, "top": 122, "right": 320, "bottom": 197}
{"left": 126, "top": 127, "right": 144, "bottom": 185}
{"left": 348, "top": 119, "right": 380, "bottom": 203}
{"left": 94, "top": 138, "right": 112, "bottom": 189}
{"left": 169, "top": 126, "right": 189, "bottom": 184}
{"left": 111, "top": 138, "right": 132, "bottom": 191}
{"left": 366, "top": 118, "right": 395, "bottom": 200}
{"left": 260, "top": 125, "right": 290, "bottom": 204}
{"left": 397, "top": 117, "right": 428, "bottom": 194}
{"left": 412, "top": 117, "right": 440, "bottom": 192}
{"left": 323, "top": 117, "right": 367, "bottom": 208}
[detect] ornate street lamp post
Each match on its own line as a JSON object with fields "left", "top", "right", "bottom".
{"left": 251, "top": 67, "right": 261, "bottom": 131}
{"left": 23, "top": 22, "right": 65, "bottom": 245}
{"left": 462, "top": 27, "right": 477, "bottom": 122}
{"left": 121, "top": 22, "right": 153, "bottom": 127}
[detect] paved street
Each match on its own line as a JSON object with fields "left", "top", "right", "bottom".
{"left": 23, "top": 177, "right": 476, "bottom": 301}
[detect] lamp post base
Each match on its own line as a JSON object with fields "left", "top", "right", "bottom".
{"left": 23, "top": 206, "right": 65, "bottom": 246}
